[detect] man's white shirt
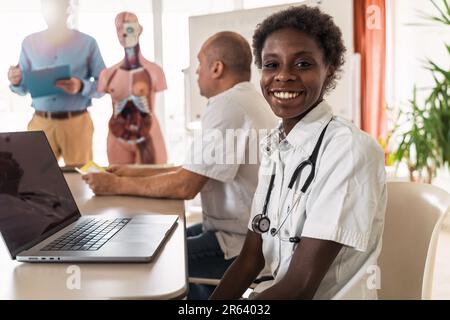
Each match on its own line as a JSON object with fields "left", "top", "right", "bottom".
{"left": 184, "top": 81, "right": 278, "bottom": 259}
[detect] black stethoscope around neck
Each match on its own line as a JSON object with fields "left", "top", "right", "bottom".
{"left": 251, "top": 120, "right": 332, "bottom": 243}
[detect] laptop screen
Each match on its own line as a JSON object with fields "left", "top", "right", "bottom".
{"left": 0, "top": 131, "right": 80, "bottom": 258}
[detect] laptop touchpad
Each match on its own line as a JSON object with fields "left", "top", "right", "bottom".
{"left": 111, "top": 225, "right": 169, "bottom": 243}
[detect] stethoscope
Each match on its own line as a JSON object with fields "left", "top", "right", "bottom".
{"left": 251, "top": 120, "right": 331, "bottom": 243}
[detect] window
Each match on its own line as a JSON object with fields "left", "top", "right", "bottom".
{"left": 0, "top": 1, "right": 44, "bottom": 131}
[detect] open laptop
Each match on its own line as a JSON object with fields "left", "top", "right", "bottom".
{"left": 0, "top": 131, "right": 178, "bottom": 262}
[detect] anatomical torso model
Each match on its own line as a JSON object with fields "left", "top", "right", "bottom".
{"left": 98, "top": 12, "right": 168, "bottom": 164}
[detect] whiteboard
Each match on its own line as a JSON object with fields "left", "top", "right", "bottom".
{"left": 186, "top": 0, "right": 356, "bottom": 126}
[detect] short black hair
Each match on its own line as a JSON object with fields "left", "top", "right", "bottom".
{"left": 252, "top": 5, "right": 346, "bottom": 92}
{"left": 206, "top": 31, "right": 252, "bottom": 77}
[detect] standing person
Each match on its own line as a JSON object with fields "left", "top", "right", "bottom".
{"left": 7, "top": 0, "right": 105, "bottom": 166}
{"left": 98, "top": 12, "right": 168, "bottom": 165}
{"left": 82, "top": 31, "right": 279, "bottom": 299}
{"left": 211, "top": 6, "right": 387, "bottom": 300}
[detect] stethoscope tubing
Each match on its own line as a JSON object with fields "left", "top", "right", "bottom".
{"left": 253, "top": 119, "right": 332, "bottom": 237}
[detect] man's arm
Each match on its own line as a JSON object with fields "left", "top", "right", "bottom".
{"left": 83, "top": 167, "right": 208, "bottom": 200}
{"left": 210, "top": 231, "right": 265, "bottom": 300}
{"left": 108, "top": 165, "right": 180, "bottom": 177}
{"left": 254, "top": 238, "right": 342, "bottom": 300}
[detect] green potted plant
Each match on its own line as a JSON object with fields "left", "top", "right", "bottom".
{"left": 391, "top": 0, "right": 449, "bottom": 183}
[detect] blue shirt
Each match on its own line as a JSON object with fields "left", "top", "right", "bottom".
{"left": 10, "top": 29, "right": 106, "bottom": 112}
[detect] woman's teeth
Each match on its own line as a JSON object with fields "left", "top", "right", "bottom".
{"left": 273, "top": 92, "right": 301, "bottom": 100}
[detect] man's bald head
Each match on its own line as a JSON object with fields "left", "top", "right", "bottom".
{"left": 203, "top": 31, "right": 252, "bottom": 80}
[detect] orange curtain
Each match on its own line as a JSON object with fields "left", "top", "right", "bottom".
{"left": 354, "top": 0, "right": 387, "bottom": 140}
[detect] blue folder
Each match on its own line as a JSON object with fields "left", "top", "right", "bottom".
{"left": 24, "top": 65, "right": 71, "bottom": 98}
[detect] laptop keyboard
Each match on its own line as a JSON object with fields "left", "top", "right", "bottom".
{"left": 41, "top": 218, "right": 131, "bottom": 251}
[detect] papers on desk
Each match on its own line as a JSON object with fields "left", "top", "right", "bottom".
{"left": 23, "top": 65, "right": 71, "bottom": 98}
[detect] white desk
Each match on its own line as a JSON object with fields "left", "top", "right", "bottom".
{"left": 0, "top": 173, "right": 187, "bottom": 300}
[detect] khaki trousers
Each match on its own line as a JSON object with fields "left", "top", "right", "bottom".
{"left": 27, "top": 111, "right": 94, "bottom": 166}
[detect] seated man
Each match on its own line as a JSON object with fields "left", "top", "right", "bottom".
{"left": 82, "top": 31, "right": 278, "bottom": 299}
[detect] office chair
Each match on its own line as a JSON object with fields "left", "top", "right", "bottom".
{"left": 378, "top": 181, "right": 450, "bottom": 299}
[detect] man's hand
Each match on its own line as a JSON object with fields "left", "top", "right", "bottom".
{"left": 107, "top": 165, "right": 132, "bottom": 177}
{"left": 8, "top": 65, "right": 22, "bottom": 86}
{"left": 55, "top": 77, "right": 83, "bottom": 95}
{"left": 82, "top": 172, "right": 121, "bottom": 195}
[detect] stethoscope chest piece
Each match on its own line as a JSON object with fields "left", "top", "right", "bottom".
{"left": 252, "top": 214, "right": 271, "bottom": 234}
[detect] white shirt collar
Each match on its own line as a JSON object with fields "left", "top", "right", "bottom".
{"left": 262, "top": 100, "right": 333, "bottom": 156}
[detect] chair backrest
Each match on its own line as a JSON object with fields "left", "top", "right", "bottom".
{"left": 378, "top": 182, "right": 450, "bottom": 300}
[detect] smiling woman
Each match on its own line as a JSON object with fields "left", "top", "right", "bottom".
{"left": 211, "top": 5, "right": 387, "bottom": 300}
{"left": 259, "top": 28, "right": 333, "bottom": 134}
{"left": 252, "top": 7, "right": 346, "bottom": 135}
